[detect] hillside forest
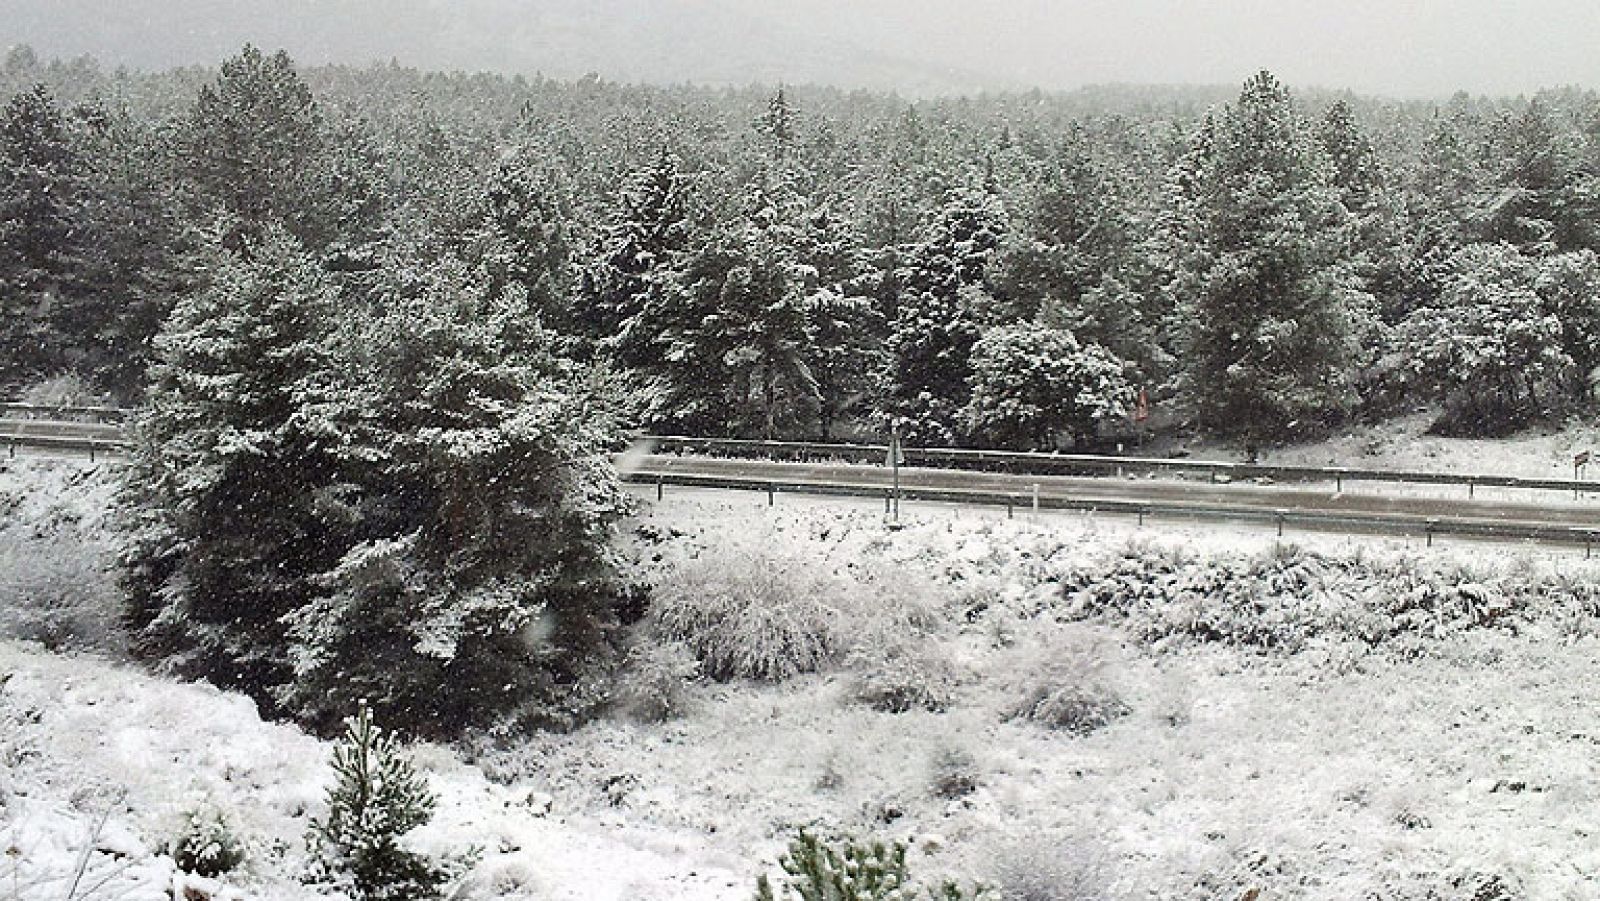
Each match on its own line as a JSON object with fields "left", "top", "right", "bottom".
{"left": 5, "top": 45, "right": 1600, "bottom": 449}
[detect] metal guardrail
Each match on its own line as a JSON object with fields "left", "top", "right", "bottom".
{"left": 647, "top": 436, "right": 1600, "bottom": 498}
{"left": 0, "top": 403, "right": 128, "bottom": 424}
{"left": 1, "top": 433, "right": 129, "bottom": 461}
{"left": 624, "top": 470, "right": 1600, "bottom": 551}
{"left": 7, "top": 419, "right": 1598, "bottom": 550}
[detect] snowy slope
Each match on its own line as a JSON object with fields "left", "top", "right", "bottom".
{"left": 0, "top": 641, "right": 748, "bottom": 900}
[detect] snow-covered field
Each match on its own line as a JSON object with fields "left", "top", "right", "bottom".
{"left": 7, "top": 458, "right": 1600, "bottom": 899}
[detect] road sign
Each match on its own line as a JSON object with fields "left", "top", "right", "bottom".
{"left": 887, "top": 433, "right": 905, "bottom": 467}
{"left": 1133, "top": 388, "right": 1150, "bottom": 423}
{"left": 1577, "top": 451, "right": 1591, "bottom": 468}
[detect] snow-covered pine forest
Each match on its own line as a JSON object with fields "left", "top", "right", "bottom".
{"left": 7, "top": 38, "right": 1600, "bottom": 901}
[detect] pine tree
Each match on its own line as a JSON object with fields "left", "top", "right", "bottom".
{"left": 182, "top": 45, "right": 333, "bottom": 247}
{"left": 1316, "top": 100, "right": 1410, "bottom": 323}
{"left": 64, "top": 101, "right": 193, "bottom": 400}
{"left": 474, "top": 154, "right": 575, "bottom": 329}
{"left": 0, "top": 84, "right": 86, "bottom": 388}
{"left": 1536, "top": 249, "right": 1600, "bottom": 395}
{"left": 877, "top": 184, "right": 1005, "bottom": 445}
{"left": 964, "top": 322, "right": 1132, "bottom": 450}
{"left": 279, "top": 255, "right": 630, "bottom": 736}
{"left": 757, "top": 86, "right": 798, "bottom": 162}
{"left": 306, "top": 704, "right": 455, "bottom": 901}
{"left": 878, "top": 286, "right": 982, "bottom": 446}
{"left": 989, "top": 131, "right": 1129, "bottom": 325}
{"left": 120, "top": 223, "right": 353, "bottom": 706}
{"left": 1175, "top": 71, "right": 1369, "bottom": 439}
{"left": 1397, "top": 242, "right": 1569, "bottom": 434}
{"left": 797, "top": 203, "right": 876, "bottom": 440}
{"left": 581, "top": 147, "right": 692, "bottom": 365}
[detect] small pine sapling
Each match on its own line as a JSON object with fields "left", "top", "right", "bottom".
{"left": 306, "top": 704, "right": 463, "bottom": 900}
{"left": 754, "top": 830, "right": 991, "bottom": 901}
{"left": 170, "top": 800, "right": 246, "bottom": 878}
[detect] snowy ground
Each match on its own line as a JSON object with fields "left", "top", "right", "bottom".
{"left": 7, "top": 458, "right": 1600, "bottom": 898}
{"left": 1175, "top": 411, "right": 1600, "bottom": 480}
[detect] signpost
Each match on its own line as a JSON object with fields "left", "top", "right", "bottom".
{"left": 887, "top": 424, "right": 905, "bottom": 523}
{"left": 1576, "top": 451, "right": 1591, "bottom": 498}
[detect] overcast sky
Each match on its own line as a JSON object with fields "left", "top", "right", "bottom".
{"left": 5, "top": 0, "right": 1599, "bottom": 97}
{"left": 751, "top": 0, "right": 1600, "bottom": 96}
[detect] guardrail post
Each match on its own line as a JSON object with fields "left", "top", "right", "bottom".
{"left": 1336, "top": 474, "right": 1342, "bottom": 493}
{"left": 1138, "top": 508, "right": 1145, "bottom": 527}
{"left": 1276, "top": 511, "right": 1285, "bottom": 537}
{"left": 767, "top": 484, "right": 775, "bottom": 507}
{"left": 1467, "top": 478, "right": 1475, "bottom": 500}
{"left": 1425, "top": 520, "right": 1436, "bottom": 548}
{"left": 1006, "top": 500, "right": 1013, "bottom": 519}
{"left": 885, "top": 490, "right": 892, "bottom": 514}
{"left": 1032, "top": 483, "right": 1040, "bottom": 515}
{"left": 656, "top": 475, "right": 664, "bottom": 501}
{"left": 89, "top": 446, "right": 95, "bottom": 463}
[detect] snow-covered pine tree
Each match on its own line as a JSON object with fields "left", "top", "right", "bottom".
{"left": 876, "top": 184, "right": 1004, "bottom": 445}
{"left": 475, "top": 154, "right": 576, "bottom": 330}
{"left": 878, "top": 286, "right": 982, "bottom": 446}
{"left": 1315, "top": 100, "right": 1410, "bottom": 325}
{"left": 61, "top": 101, "right": 193, "bottom": 401}
{"left": 757, "top": 86, "right": 798, "bottom": 163}
{"left": 182, "top": 45, "right": 333, "bottom": 247}
{"left": 1397, "top": 242, "right": 1570, "bottom": 434}
{"left": 797, "top": 202, "right": 878, "bottom": 440}
{"left": 988, "top": 129, "right": 1128, "bottom": 325}
{"left": 306, "top": 703, "right": 456, "bottom": 901}
{"left": 1175, "top": 71, "right": 1370, "bottom": 440}
{"left": 964, "top": 321, "right": 1133, "bottom": 450}
{"left": 279, "top": 256, "right": 631, "bottom": 736}
{"left": 581, "top": 146, "right": 692, "bottom": 366}
{"left": 1535, "top": 249, "right": 1600, "bottom": 398}
{"left": 0, "top": 84, "right": 87, "bottom": 387}
{"left": 120, "top": 223, "right": 355, "bottom": 705}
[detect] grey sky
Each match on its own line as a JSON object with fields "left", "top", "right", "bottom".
{"left": 750, "top": 0, "right": 1600, "bottom": 96}
{"left": 4, "top": 0, "right": 1598, "bottom": 96}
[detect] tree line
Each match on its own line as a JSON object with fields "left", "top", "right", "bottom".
{"left": 7, "top": 46, "right": 1600, "bottom": 446}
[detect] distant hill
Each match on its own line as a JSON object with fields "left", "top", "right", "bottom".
{"left": 0, "top": 0, "right": 1010, "bottom": 95}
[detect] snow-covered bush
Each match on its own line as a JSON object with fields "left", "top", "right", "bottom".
{"left": 651, "top": 535, "right": 937, "bottom": 682}
{"left": 1054, "top": 539, "right": 1580, "bottom": 654}
{"left": 927, "top": 743, "right": 982, "bottom": 800}
{"left": 0, "top": 464, "right": 122, "bottom": 655}
{"left": 169, "top": 799, "right": 246, "bottom": 878}
{"left": 0, "top": 531, "right": 121, "bottom": 653}
{"left": 981, "top": 833, "right": 1113, "bottom": 901}
{"left": 847, "top": 639, "right": 962, "bottom": 714}
{"left": 1003, "top": 632, "right": 1128, "bottom": 736}
{"left": 608, "top": 632, "right": 701, "bottom": 722}
{"left": 306, "top": 705, "right": 466, "bottom": 900}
